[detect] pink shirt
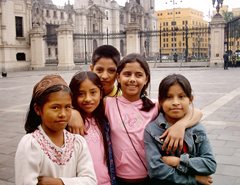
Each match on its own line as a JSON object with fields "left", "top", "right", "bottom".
{"left": 105, "top": 96, "right": 158, "bottom": 179}
{"left": 84, "top": 118, "right": 111, "bottom": 185}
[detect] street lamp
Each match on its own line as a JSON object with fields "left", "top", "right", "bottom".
{"left": 197, "top": 35, "right": 201, "bottom": 60}
{"left": 84, "top": 28, "right": 87, "bottom": 64}
{"left": 145, "top": 29, "right": 150, "bottom": 58}
{"left": 159, "top": 24, "right": 162, "bottom": 63}
{"left": 165, "top": 0, "right": 183, "bottom": 61}
{"left": 184, "top": 24, "right": 188, "bottom": 62}
{"left": 212, "top": 0, "right": 224, "bottom": 14}
{"left": 106, "top": 27, "right": 109, "bottom": 45}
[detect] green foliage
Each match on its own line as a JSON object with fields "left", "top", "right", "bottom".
{"left": 222, "top": 10, "right": 234, "bottom": 22}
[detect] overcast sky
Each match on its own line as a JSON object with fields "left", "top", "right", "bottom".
{"left": 52, "top": 0, "right": 240, "bottom": 18}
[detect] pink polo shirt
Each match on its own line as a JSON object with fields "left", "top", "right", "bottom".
{"left": 84, "top": 118, "right": 111, "bottom": 185}
{"left": 105, "top": 96, "right": 158, "bottom": 179}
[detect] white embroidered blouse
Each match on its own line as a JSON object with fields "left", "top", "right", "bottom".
{"left": 15, "top": 125, "right": 97, "bottom": 185}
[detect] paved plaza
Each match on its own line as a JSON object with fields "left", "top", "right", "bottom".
{"left": 0, "top": 66, "right": 240, "bottom": 185}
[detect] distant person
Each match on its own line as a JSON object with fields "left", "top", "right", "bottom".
{"left": 232, "top": 53, "right": 237, "bottom": 67}
{"left": 173, "top": 53, "right": 178, "bottom": 62}
{"left": 144, "top": 74, "right": 217, "bottom": 185}
{"left": 223, "top": 52, "right": 229, "bottom": 70}
{"left": 15, "top": 74, "right": 97, "bottom": 185}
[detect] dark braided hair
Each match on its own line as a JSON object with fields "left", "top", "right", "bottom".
{"left": 117, "top": 53, "right": 155, "bottom": 111}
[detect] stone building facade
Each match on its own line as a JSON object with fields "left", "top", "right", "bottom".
{"left": 0, "top": 0, "right": 32, "bottom": 72}
{"left": 69, "top": 0, "right": 158, "bottom": 62}
{"left": 0, "top": 0, "right": 157, "bottom": 72}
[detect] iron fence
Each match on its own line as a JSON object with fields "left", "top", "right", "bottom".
{"left": 44, "top": 26, "right": 211, "bottom": 64}
{"left": 225, "top": 16, "right": 240, "bottom": 66}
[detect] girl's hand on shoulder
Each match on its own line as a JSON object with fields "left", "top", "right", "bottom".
{"left": 67, "top": 109, "right": 87, "bottom": 136}
{"left": 195, "top": 175, "right": 213, "bottom": 185}
{"left": 160, "top": 108, "right": 202, "bottom": 153}
{"left": 159, "top": 123, "right": 184, "bottom": 153}
{"left": 37, "top": 176, "right": 63, "bottom": 185}
{"left": 161, "top": 156, "right": 180, "bottom": 167}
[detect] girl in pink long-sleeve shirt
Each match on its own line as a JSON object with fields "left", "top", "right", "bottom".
{"left": 105, "top": 53, "right": 202, "bottom": 185}
{"left": 104, "top": 53, "right": 157, "bottom": 185}
{"left": 69, "top": 71, "right": 116, "bottom": 185}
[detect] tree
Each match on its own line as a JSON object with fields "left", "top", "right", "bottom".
{"left": 222, "top": 10, "right": 234, "bottom": 22}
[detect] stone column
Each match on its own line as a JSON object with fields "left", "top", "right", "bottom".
{"left": 126, "top": 23, "right": 140, "bottom": 54}
{"left": 110, "top": 0, "right": 120, "bottom": 50}
{"left": 1, "top": 0, "right": 14, "bottom": 75}
{"left": 56, "top": 23, "right": 74, "bottom": 70}
{"left": 29, "top": 24, "right": 45, "bottom": 69}
{"left": 210, "top": 14, "right": 226, "bottom": 67}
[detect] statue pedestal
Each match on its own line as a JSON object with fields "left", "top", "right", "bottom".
{"left": 29, "top": 24, "right": 45, "bottom": 69}
{"left": 56, "top": 23, "right": 75, "bottom": 70}
{"left": 210, "top": 14, "right": 226, "bottom": 67}
{"left": 126, "top": 23, "right": 140, "bottom": 54}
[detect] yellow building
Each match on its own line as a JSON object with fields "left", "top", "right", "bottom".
{"left": 232, "top": 8, "right": 240, "bottom": 17}
{"left": 156, "top": 8, "right": 209, "bottom": 60}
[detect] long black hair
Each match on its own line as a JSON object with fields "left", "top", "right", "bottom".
{"left": 69, "top": 71, "right": 109, "bottom": 161}
{"left": 25, "top": 85, "right": 71, "bottom": 133}
{"left": 117, "top": 53, "right": 155, "bottom": 111}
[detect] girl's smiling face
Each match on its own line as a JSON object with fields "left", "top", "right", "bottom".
{"left": 77, "top": 78, "right": 101, "bottom": 116}
{"left": 117, "top": 61, "right": 148, "bottom": 102}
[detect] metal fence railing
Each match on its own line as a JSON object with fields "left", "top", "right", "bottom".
{"left": 44, "top": 26, "right": 211, "bottom": 65}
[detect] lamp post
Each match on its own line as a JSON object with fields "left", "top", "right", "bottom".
{"left": 84, "top": 28, "right": 87, "bottom": 64}
{"left": 197, "top": 35, "right": 201, "bottom": 60}
{"left": 165, "top": 0, "right": 183, "bottom": 61}
{"left": 182, "top": 24, "right": 188, "bottom": 62}
{"left": 159, "top": 24, "right": 162, "bottom": 63}
{"left": 171, "top": 0, "right": 177, "bottom": 58}
{"left": 106, "top": 27, "right": 109, "bottom": 45}
{"left": 185, "top": 24, "right": 188, "bottom": 62}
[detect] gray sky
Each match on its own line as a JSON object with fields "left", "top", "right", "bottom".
{"left": 52, "top": 0, "right": 240, "bottom": 18}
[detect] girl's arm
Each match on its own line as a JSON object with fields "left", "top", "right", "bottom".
{"left": 160, "top": 108, "right": 203, "bottom": 153}
{"left": 144, "top": 127, "right": 197, "bottom": 184}
{"left": 175, "top": 125, "right": 216, "bottom": 176}
{"left": 159, "top": 156, "right": 214, "bottom": 185}
{"left": 68, "top": 97, "right": 108, "bottom": 135}
{"left": 15, "top": 135, "right": 41, "bottom": 185}
{"left": 67, "top": 109, "right": 86, "bottom": 135}
{"left": 37, "top": 176, "right": 63, "bottom": 185}
{"left": 195, "top": 175, "right": 213, "bottom": 185}
{"left": 60, "top": 135, "right": 97, "bottom": 185}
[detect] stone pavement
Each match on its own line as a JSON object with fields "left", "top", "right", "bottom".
{"left": 0, "top": 66, "right": 240, "bottom": 185}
